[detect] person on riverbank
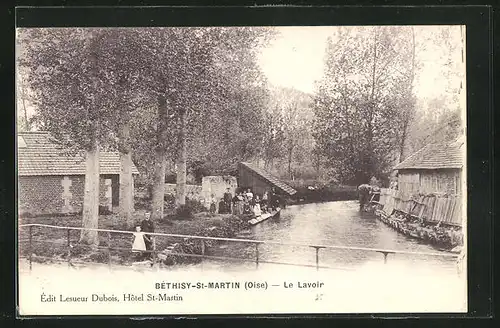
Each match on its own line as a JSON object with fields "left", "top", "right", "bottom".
{"left": 262, "top": 191, "right": 269, "bottom": 212}
{"left": 131, "top": 226, "right": 147, "bottom": 261}
{"left": 357, "top": 184, "right": 372, "bottom": 212}
{"left": 237, "top": 192, "right": 245, "bottom": 214}
{"left": 253, "top": 195, "right": 262, "bottom": 217}
{"left": 140, "top": 212, "right": 155, "bottom": 259}
{"left": 210, "top": 194, "right": 217, "bottom": 214}
{"left": 246, "top": 188, "right": 254, "bottom": 201}
{"left": 223, "top": 188, "right": 233, "bottom": 214}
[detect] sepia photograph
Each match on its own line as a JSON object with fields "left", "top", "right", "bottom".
{"left": 16, "top": 24, "right": 467, "bottom": 315}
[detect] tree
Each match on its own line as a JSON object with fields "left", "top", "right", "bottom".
{"left": 312, "top": 26, "right": 415, "bottom": 185}
{"left": 19, "top": 28, "right": 145, "bottom": 244}
{"left": 136, "top": 27, "right": 275, "bottom": 219}
{"left": 262, "top": 87, "right": 314, "bottom": 179}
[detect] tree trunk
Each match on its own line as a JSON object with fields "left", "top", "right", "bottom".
{"left": 80, "top": 139, "right": 100, "bottom": 247}
{"left": 119, "top": 120, "right": 134, "bottom": 226}
{"left": 288, "top": 145, "right": 293, "bottom": 180}
{"left": 176, "top": 110, "right": 187, "bottom": 207}
{"left": 151, "top": 148, "right": 167, "bottom": 221}
{"left": 151, "top": 93, "right": 169, "bottom": 221}
{"left": 398, "top": 26, "right": 416, "bottom": 163}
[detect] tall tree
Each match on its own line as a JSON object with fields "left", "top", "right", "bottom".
{"left": 21, "top": 29, "right": 105, "bottom": 245}
{"left": 137, "top": 27, "right": 275, "bottom": 218}
{"left": 312, "top": 26, "right": 414, "bottom": 184}
{"left": 19, "top": 28, "right": 144, "bottom": 243}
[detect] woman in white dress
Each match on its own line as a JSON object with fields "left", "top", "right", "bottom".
{"left": 132, "top": 226, "right": 147, "bottom": 260}
{"left": 253, "top": 195, "right": 262, "bottom": 217}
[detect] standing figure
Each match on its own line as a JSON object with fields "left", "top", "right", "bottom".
{"left": 262, "top": 191, "right": 269, "bottom": 213}
{"left": 232, "top": 193, "right": 240, "bottom": 215}
{"left": 253, "top": 195, "right": 262, "bottom": 217}
{"left": 223, "top": 188, "right": 233, "bottom": 214}
{"left": 140, "top": 212, "right": 155, "bottom": 259}
{"left": 209, "top": 194, "right": 217, "bottom": 214}
{"left": 246, "top": 188, "right": 254, "bottom": 202}
{"left": 132, "top": 226, "right": 147, "bottom": 261}
{"left": 237, "top": 192, "right": 245, "bottom": 214}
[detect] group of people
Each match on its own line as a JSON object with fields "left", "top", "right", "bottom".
{"left": 131, "top": 187, "right": 285, "bottom": 261}
{"left": 211, "top": 187, "right": 283, "bottom": 217}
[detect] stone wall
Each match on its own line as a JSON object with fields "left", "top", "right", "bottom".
{"left": 19, "top": 175, "right": 115, "bottom": 216}
{"left": 201, "top": 176, "right": 238, "bottom": 210}
{"left": 164, "top": 183, "right": 203, "bottom": 201}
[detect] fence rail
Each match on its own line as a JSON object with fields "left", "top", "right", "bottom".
{"left": 18, "top": 223, "right": 459, "bottom": 272}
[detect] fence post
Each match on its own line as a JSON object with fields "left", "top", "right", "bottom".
{"left": 255, "top": 243, "right": 259, "bottom": 269}
{"left": 107, "top": 232, "right": 111, "bottom": 269}
{"left": 312, "top": 246, "right": 324, "bottom": 271}
{"left": 28, "top": 225, "right": 33, "bottom": 272}
{"left": 378, "top": 251, "right": 392, "bottom": 264}
{"left": 152, "top": 238, "right": 156, "bottom": 268}
{"left": 200, "top": 240, "right": 205, "bottom": 269}
{"left": 67, "top": 229, "right": 71, "bottom": 268}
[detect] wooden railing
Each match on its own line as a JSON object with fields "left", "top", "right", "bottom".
{"left": 18, "top": 223, "right": 459, "bottom": 272}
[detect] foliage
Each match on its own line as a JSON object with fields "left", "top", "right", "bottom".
{"left": 173, "top": 198, "right": 206, "bottom": 220}
{"left": 312, "top": 26, "right": 417, "bottom": 185}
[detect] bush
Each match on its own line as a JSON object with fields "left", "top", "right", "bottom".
{"left": 98, "top": 206, "right": 113, "bottom": 215}
{"left": 173, "top": 199, "right": 206, "bottom": 220}
{"left": 164, "top": 194, "right": 176, "bottom": 210}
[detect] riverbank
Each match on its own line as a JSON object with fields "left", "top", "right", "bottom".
{"left": 372, "top": 206, "right": 463, "bottom": 251}
{"left": 18, "top": 211, "right": 251, "bottom": 267}
{"left": 287, "top": 183, "right": 358, "bottom": 205}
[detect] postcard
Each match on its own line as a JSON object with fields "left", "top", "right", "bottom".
{"left": 16, "top": 24, "right": 467, "bottom": 316}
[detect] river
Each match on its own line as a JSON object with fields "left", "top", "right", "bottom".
{"left": 18, "top": 200, "right": 466, "bottom": 314}
{"left": 201, "top": 200, "right": 459, "bottom": 274}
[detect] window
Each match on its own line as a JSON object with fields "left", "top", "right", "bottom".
{"left": 18, "top": 136, "right": 27, "bottom": 148}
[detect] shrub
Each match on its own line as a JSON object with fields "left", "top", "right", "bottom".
{"left": 174, "top": 199, "right": 206, "bottom": 220}
{"left": 164, "top": 194, "right": 176, "bottom": 210}
{"left": 98, "top": 206, "right": 113, "bottom": 215}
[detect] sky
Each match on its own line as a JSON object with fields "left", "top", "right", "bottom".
{"left": 258, "top": 26, "right": 465, "bottom": 100}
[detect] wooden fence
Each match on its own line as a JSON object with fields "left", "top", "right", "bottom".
{"left": 376, "top": 188, "right": 463, "bottom": 227}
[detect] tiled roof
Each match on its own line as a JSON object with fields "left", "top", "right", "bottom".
{"left": 394, "top": 137, "right": 465, "bottom": 171}
{"left": 17, "top": 131, "right": 140, "bottom": 176}
{"left": 239, "top": 162, "right": 297, "bottom": 196}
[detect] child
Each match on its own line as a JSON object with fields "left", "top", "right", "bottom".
{"left": 210, "top": 194, "right": 217, "bottom": 214}
{"left": 132, "top": 226, "right": 147, "bottom": 260}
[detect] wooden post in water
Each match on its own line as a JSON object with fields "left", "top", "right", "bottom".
{"left": 67, "top": 229, "right": 71, "bottom": 268}
{"left": 255, "top": 243, "right": 260, "bottom": 269}
{"left": 28, "top": 226, "right": 33, "bottom": 272}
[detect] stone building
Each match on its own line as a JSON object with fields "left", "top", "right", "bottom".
{"left": 17, "top": 131, "right": 139, "bottom": 216}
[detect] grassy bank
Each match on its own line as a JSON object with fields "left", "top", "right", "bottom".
{"left": 19, "top": 210, "right": 251, "bottom": 267}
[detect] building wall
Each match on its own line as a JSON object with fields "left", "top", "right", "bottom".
{"left": 18, "top": 175, "right": 118, "bottom": 216}
{"left": 397, "top": 169, "right": 461, "bottom": 196}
